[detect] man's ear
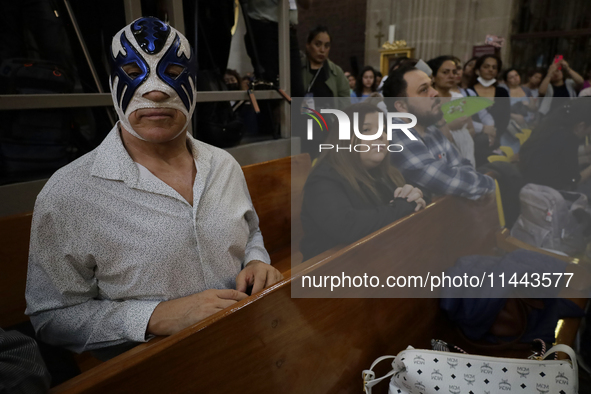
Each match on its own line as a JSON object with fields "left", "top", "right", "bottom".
{"left": 394, "top": 99, "right": 408, "bottom": 113}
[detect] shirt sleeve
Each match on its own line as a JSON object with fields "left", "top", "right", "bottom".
{"left": 392, "top": 135, "right": 496, "bottom": 200}
{"left": 25, "top": 196, "right": 161, "bottom": 354}
{"left": 0, "top": 329, "right": 51, "bottom": 394}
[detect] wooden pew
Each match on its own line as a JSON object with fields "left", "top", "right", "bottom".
{"left": 0, "top": 154, "right": 312, "bottom": 328}
{"left": 242, "top": 153, "right": 312, "bottom": 273}
{"left": 0, "top": 212, "right": 33, "bottom": 328}
{"left": 4, "top": 161, "right": 586, "bottom": 392}
{"left": 51, "top": 192, "right": 587, "bottom": 394}
{"left": 0, "top": 154, "right": 314, "bottom": 376}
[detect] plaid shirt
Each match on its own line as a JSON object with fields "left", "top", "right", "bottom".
{"left": 390, "top": 121, "right": 495, "bottom": 200}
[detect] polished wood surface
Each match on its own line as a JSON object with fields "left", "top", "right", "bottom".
{"left": 50, "top": 194, "right": 511, "bottom": 394}
{"left": 3, "top": 158, "right": 586, "bottom": 393}
{"left": 0, "top": 212, "right": 33, "bottom": 328}
{"left": 291, "top": 194, "right": 500, "bottom": 298}
{"left": 242, "top": 154, "right": 311, "bottom": 273}
{"left": 289, "top": 154, "right": 312, "bottom": 266}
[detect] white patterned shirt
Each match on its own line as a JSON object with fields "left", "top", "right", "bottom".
{"left": 25, "top": 125, "right": 270, "bottom": 354}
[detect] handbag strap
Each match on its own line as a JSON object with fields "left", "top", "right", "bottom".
{"left": 543, "top": 344, "right": 578, "bottom": 393}
{"left": 362, "top": 355, "right": 397, "bottom": 394}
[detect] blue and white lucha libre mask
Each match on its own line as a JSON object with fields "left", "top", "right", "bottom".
{"left": 109, "top": 17, "right": 197, "bottom": 141}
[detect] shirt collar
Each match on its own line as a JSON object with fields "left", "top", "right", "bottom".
{"left": 91, "top": 122, "right": 138, "bottom": 186}
{"left": 91, "top": 122, "right": 212, "bottom": 191}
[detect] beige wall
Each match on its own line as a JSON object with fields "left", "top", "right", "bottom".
{"left": 365, "top": 0, "right": 516, "bottom": 70}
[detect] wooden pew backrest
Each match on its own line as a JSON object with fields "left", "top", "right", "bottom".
{"left": 242, "top": 154, "right": 311, "bottom": 272}
{"left": 0, "top": 212, "right": 32, "bottom": 328}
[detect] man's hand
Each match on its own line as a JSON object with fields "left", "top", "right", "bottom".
{"left": 236, "top": 260, "right": 283, "bottom": 295}
{"left": 147, "top": 289, "right": 248, "bottom": 336}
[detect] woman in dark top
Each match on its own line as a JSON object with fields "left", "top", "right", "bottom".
{"left": 468, "top": 54, "right": 511, "bottom": 167}
{"left": 520, "top": 100, "right": 591, "bottom": 192}
{"left": 300, "top": 103, "right": 427, "bottom": 261}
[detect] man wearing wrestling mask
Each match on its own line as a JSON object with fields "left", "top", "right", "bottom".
{"left": 25, "top": 17, "right": 282, "bottom": 360}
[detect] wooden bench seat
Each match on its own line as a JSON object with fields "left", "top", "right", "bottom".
{"left": 49, "top": 191, "right": 588, "bottom": 393}
{"left": 242, "top": 153, "right": 312, "bottom": 273}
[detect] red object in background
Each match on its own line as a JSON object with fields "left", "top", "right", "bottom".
{"left": 472, "top": 45, "right": 496, "bottom": 58}
{"left": 554, "top": 55, "right": 564, "bottom": 70}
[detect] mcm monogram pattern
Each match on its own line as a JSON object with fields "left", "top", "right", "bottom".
{"left": 390, "top": 350, "right": 575, "bottom": 394}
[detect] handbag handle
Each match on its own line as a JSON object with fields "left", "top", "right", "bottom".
{"left": 363, "top": 345, "right": 578, "bottom": 394}
{"left": 543, "top": 344, "right": 578, "bottom": 393}
{"left": 362, "top": 355, "right": 397, "bottom": 394}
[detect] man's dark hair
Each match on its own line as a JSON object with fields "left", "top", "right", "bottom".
{"left": 526, "top": 67, "right": 546, "bottom": 81}
{"left": 427, "top": 56, "right": 456, "bottom": 77}
{"left": 307, "top": 25, "right": 331, "bottom": 44}
{"left": 382, "top": 63, "right": 418, "bottom": 98}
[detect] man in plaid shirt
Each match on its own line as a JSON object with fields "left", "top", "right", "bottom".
{"left": 383, "top": 64, "right": 495, "bottom": 200}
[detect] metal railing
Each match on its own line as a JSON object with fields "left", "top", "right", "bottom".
{"left": 0, "top": 0, "right": 293, "bottom": 215}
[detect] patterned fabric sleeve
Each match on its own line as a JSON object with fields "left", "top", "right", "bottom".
{"left": 392, "top": 134, "right": 495, "bottom": 200}
{"left": 0, "top": 329, "right": 50, "bottom": 394}
{"left": 25, "top": 196, "right": 160, "bottom": 354}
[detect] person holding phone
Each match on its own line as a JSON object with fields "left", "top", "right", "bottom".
{"left": 538, "top": 57, "right": 584, "bottom": 115}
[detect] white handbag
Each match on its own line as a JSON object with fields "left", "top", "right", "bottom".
{"left": 363, "top": 344, "right": 578, "bottom": 394}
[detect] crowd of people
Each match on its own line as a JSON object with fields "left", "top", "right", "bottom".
{"left": 291, "top": 25, "right": 591, "bottom": 260}
{"left": 4, "top": 15, "right": 591, "bottom": 392}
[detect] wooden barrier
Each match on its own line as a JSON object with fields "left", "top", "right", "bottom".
{"left": 51, "top": 192, "right": 586, "bottom": 394}
{"left": 2, "top": 158, "right": 586, "bottom": 393}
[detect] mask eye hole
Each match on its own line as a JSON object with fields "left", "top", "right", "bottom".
{"left": 122, "top": 62, "right": 143, "bottom": 79}
{"left": 164, "top": 64, "right": 185, "bottom": 80}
